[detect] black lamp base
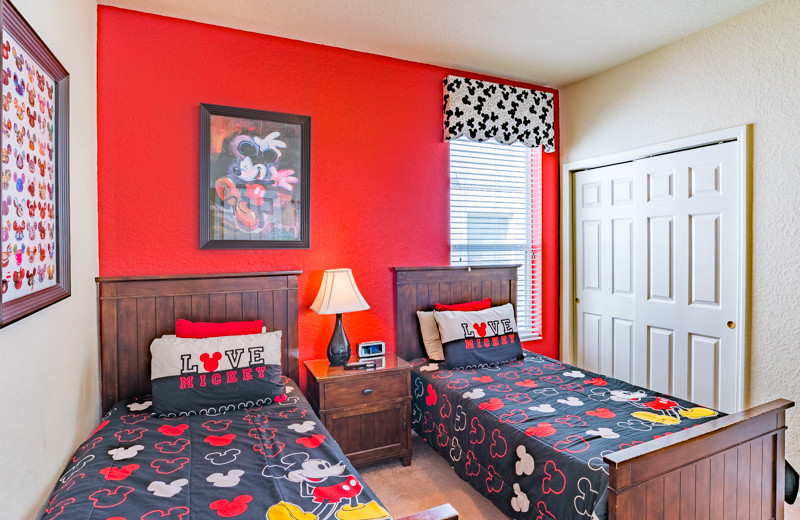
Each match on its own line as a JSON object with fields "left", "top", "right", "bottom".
{"left": 326, "top": 313, "right": 351, "bottom": 366}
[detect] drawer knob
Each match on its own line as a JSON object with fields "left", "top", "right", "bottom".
{"left": 362, "top": 388, "right": 373, "bottom": 395}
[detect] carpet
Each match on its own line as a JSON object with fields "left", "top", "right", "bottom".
{"left": 359, "top": 433, "right": 511, "bottom": 519}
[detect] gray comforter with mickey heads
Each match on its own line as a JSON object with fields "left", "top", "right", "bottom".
{"left": 39, "top": 377, "right": 392, "bottom": 520}
{"left": 411, "top": 352, "right": 723, "bottom": 520}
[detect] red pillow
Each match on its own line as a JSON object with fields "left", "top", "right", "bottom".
{"left": 175, "top": 319, "right": 263, "bottom": 339}
{"left": 434, "top": 297, "right": 492, "bottom": 312}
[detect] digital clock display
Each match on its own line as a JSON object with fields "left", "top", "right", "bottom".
{"left": 358, "top": 341, "right": 385, "bottom": 358}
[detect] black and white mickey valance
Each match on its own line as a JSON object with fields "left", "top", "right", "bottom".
{"left": 443, "top": 75, "right": 555, "bottom": 152}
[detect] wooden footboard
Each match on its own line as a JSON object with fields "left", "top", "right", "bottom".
{"left": 605, "top": 399, "right": 793, "bottom": 520}
{"left": 397, "top": 503, "right": 458, "bottom": 520}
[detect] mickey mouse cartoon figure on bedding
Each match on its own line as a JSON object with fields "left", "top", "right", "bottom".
{"left": 212, "top": 130, "right": 299, "bottom": 235}
{"left": 263, "top": 452, "right": 391, "bottom": 520}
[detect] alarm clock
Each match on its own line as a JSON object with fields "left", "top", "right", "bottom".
{"left": 357, "top": 341, "right": 386, "bottom": 359}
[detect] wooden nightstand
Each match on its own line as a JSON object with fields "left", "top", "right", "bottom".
{"left": 305, "top": 354, "right": 412, "bottom": 467}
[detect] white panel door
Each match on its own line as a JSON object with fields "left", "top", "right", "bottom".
{"left": 575, "top": 162, "right": 636, "bottom": 381}
{"left": 574, "top": 140, "right": 741, "bottom": 412}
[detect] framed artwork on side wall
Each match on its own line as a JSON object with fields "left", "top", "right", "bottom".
{"left": 200, "top": 104, "right": 310, "bottom": 249}
{"left": 0, "top": 0, "right": 70, "bottom": 328}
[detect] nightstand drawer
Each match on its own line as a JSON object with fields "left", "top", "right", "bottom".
{"left": 323, "top": 372, "right": 407, "bottom": 408}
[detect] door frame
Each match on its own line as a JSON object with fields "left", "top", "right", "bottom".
{"left": 560, "top": 125, "right": 751, "bottom": 411}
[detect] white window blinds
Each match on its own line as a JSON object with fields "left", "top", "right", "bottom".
{"left": 449, "top": 137, "right": 542, "bottom": 340}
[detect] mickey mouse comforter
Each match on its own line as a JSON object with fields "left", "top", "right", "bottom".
{"left": 410, "top": 352, "right": 723, "bottom": 520}
{"left": 39, "top": 378, "right": 392, "bottom": 520}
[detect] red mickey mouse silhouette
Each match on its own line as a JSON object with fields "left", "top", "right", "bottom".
{"left": 436, "top": 423, "right": 450, "bottom": 447}
{"left": 586, "top": 407, "right": 615, "bottom": 419}
{"left": 485, "top": 464, "right": 504, "bottom": 493}
{"left": 489, "top": 429, "right": 508, "bottom": 457}
{"left": 150, "top": 457, "right": 190, "bottom": 474}
{"left": 44, "top": 498, "right": 75, "bottom": 519}
{"left": 479, "top": 397, "right": 505, "bottom": 412}
{"left": 155, "top": 438, "right": 190, "bottom": 454}
{"left": 525, "top": 422, "right": 556, "bottom": 438}
{"left": 159, "top": 424, "right": 189, "bottom": 437}
{"left": 472, "top": 322, "right": 487, "bottom": 337}
{"left": 209, "top": 495, "right": 253, "bottom": 517}
{"left": 473, "top": 375, "right": 493, "bottom": 383}
{"left": 253, "top": 441, "right": 285, "bottom": 457}
{"left": 99, "top": 463, "right": 139, "bottom": 481}
{"left": 535, "top": 500, "right": 556, "bottom": 520}
{"left": 465, "top": 450, "right": 481, "bottom": 477}
{"left": 425, "top": 384, "right": 437, "bottom": 406}
{"left": 141, "top": 506, "right": 190, "bottom": 520}
{"left": 204, "top": 433, "right": 236, "bottom": 447}
{"left": 440, "top": 394, "right": 452, "bottom": 418}
{"left": 247, "top": 426, "right": 277, "bottom": 440}
{"left": 469, "top": 417, "right": 486, "bottom": 444}
{"left": 446, "top": 378, "right": 469, "bottom": 390}
{"left": 199, "top": 351, "right": 223, "bottom": 372}
{"left": 296, "top": 434, "right": 326, "bottom": 448}
{"left": 87, "top": 486, "right": 135, "bottom": 508}
{"left": 542, "top": 460, "right": 566, "bottom": 494}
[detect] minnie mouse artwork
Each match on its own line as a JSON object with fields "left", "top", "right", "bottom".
{"left": 204, "top": 107, "right": 309, "bottom": 247}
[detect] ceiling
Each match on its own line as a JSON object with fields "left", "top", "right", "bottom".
{"left": 98, "top": 0, "right": 773, "bottom": 88}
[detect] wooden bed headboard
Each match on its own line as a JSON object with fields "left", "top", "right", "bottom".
{"left": 96, "top": 271, "right": 301, "bottom": 413}
{"left": 393, "top": 265, "right": 518, "bottom": 362}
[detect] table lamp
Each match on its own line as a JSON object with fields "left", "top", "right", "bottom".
{"left": 310, "top": 268, "right": 370, "bottom": 366}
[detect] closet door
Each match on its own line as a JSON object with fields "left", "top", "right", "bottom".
{"left": 575, "top": 162, "right": 636, "bottom": 381}
{"left": 574, "top": 140, "right": 741, "bottom": 412}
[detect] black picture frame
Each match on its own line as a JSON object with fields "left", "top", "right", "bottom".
{"left": 200, "top": 103, "right": 310, "bottom": 249}
{"left": 0, "top": 0, "right": 70, "bottom": 328}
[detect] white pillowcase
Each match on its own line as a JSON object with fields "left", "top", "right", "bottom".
{"left": 416, "top": 310, "right": 444, "bottom": 361}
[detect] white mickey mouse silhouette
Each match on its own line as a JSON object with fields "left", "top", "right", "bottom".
{"left": 515, "top": 445, "right": 535, "bottom": 476}
{"left": 108, "top": 445, "right": 144, "bottom": 461}
{"left": 587, "top": 450, "right": 614, "bottom": 475}
{"left": 453, "top": 405, "right": 467, "bottom": 431}
{"left": 557, "top": 396, "right": 584, "bottom": 407}
{"left": 148, "top": 478, "right": 188, "bottom": 498}
{"left": 609, "top": 389, "right": 647, "bottom": 402}
{"left": 585, "top": 427, "right": 619, "bottom": 439}
{"left": 511, "top": 483, "right": 530, "bottom": 513}
{"left": 285, "top": 386, "right": 295, "bottom": 394}
{"left": 205, "top": 449, "right": 241, "bottom": 466}
{"left": 449, "top": 437, "right": 462, "bottom": 462}
{"left": 287, "top": 421, "right": 315, "bottom": 434}
{"left": 206, "top": 469, "right": 245, "bottom": 487}
{"left": 413, "top": 378, "right": 425, "bottom": 398}
{"left": 462, "top": 388, "right": 485, "bottom": 400}
{"left": 563, "top": 370, "right": 585, "bottom": 378}
{"left": 528, "top": 403, "right": 555, "bottom": 413}
{"left": 127, "top": 400, "right": 152, "bottom": 412}
{"left": 419, "top": 363, "right": 440, "bottom": 372}
{"left": 573, "top": 477, "right": 599, "bottom": 517}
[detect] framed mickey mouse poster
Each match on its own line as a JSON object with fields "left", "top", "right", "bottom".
{"left": 199, "top": 103, "right": 310, "bottom": 249}
{"left": 0, "top": 0, "right": 70, "bottom": 328}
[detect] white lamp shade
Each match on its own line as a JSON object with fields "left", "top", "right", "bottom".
{"left": 310, "top": 269, "right": 370, "bottom": 315}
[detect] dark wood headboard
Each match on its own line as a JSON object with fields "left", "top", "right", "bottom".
{"left": 393, "top": 265, "right": 518, "bottom": 362}
{"left": 96, "top": 271, "right": 301, "bottom": 413}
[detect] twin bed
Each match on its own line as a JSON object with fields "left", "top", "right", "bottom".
{"left": 394, "top": 265, "right": 794, "bottom": 520}
{"left": 38, "top": 267, "right": 793, "bottom": 520}
{"left": 40, "top": 271, "right": 456, "bottom": 520}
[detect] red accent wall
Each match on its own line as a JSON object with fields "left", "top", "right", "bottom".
{"left": 97, "top": 6, "right": 561, "bottom": 375}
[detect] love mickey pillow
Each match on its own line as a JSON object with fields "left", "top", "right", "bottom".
{"left": 433, "top": 303, "right": 522, "bottom": 369}
{"left": 150, "top": 331, "right": 285, "bottom": 416}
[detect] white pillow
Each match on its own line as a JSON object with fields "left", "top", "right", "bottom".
{"left": 416, "top": 310, "right": 444, "bottom": 361}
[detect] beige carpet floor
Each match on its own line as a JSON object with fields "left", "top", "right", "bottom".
{"left": 359, "top": 433, "right": 511, "bottom": 519}
{"left": 361, "top": 434, "right": 800, "bottom": 519}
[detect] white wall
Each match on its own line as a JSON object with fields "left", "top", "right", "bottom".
{"left": 562, "top": 0, "right": 800, "bottom": 494}
{"left": 0, "top": 1, "right": 97, "bottom": 519}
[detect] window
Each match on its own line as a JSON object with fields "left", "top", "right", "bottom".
{"left": 449, "top": 137, "right": 542, "bottom": 340}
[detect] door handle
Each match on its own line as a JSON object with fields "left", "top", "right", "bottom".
{"left": 362, "top": 388, "right": 373, "bottom": 395}
{"left": 727, "top": 321, "right": 735, "bottom": 329}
